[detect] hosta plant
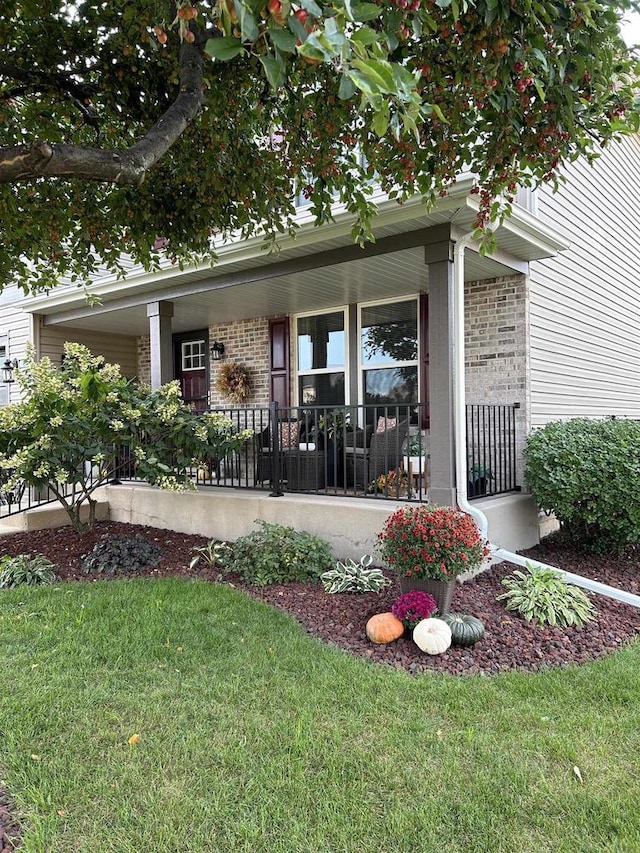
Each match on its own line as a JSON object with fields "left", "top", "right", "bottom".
{"left": 321, "top": 555, "right": 390, "bottom": 594}
{"left": 189, "top": 540, "right": 231, "bottom": 571}
{"left": 0, "top": 554, "right": 56, "bottom": 588}
{"left": 498, "top": 562, "right": 596, "bottom": 628}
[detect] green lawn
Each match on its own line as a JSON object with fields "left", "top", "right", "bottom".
{"left": 1, "top": 577, "right": 639, "bottom": 853}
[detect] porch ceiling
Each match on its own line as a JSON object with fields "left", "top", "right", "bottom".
{"left": 46, "top": 244, "right": 515, "bottom": 336}
{"left": 26, "top": 190, "right": 569, "bottom": 337}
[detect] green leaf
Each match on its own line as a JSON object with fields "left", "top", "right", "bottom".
{"left": 204, "top": 37, "right": 245, "bottom": 61}
{"left": 372, "top": 105, "right": 389, "bottom": 136}
{"left": 351, "top": 27, "right": 380, "bottom": 46}
{"left": 271, "top": 27, "right": 297, "bottom": 53}
{"left": 534, "top": 78, "right": 546, "bottom": 102}
{"left": 259, "top": 54, "right": 286, "bottom": 89}
{"left": 351, "top": 3, "right": 382, "bottom": 22}
{"left": 233, "top": 0, "right": 259, "bottom": 41}
{"left": 351, "top": 58, "right": 396, "bottom": 93}
{"left": 338, "top": 74, "right": 357, "bottom": 100}
{"left": 300, "top": 0, "right": 322, "bottom": 15}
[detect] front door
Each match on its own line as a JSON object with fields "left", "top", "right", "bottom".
{"left": 173, "top": 330, "right": 209, "bottom": 412}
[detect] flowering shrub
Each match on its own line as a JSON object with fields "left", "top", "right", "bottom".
{"left": 392, "top": 590, "right": 437, "bottom": 630}
{"left": 377, "top": 504, "right": 489, "bottom": 581}
{"left": 0, "top": 343, "right": 253, "bottom": 532}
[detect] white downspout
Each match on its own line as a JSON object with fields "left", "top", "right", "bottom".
{"left": 452, "top": 232, "right": 640, "bottom": 609}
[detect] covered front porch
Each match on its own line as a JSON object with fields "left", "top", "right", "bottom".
{"left": 22, "top": 188, "right": 568, "bottom": 528}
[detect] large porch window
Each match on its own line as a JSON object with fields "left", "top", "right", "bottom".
{"left": 296, "top": 309, "right": 346, "bottom": 406}
{"left": 293, "top": 298, "right": 420, "bottom": 409}
{"left": 360, "top": 298, "right": 418, "bottom": 406}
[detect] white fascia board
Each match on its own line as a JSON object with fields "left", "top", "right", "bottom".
{"left": 463, "top": 195, "right": 571, "bottom": 257}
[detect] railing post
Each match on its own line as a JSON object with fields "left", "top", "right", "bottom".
{"left": 269, "top": 401, "right": 284, "bottom": 497}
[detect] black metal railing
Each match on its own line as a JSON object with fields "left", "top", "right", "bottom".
{"left": 0, "top": 466, "right": 103, "bottom": 520}
{"left": 465, "top": 403, "right": 520, "bottom": 498}
{"left": 190, "top": 402, "right": 425, "bottom": 501}
{"left": 0, "top": 402, "right": 520, "bottom": 519}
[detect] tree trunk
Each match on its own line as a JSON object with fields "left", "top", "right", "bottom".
{"left": 64, "top": 495, "right": 97, "bottom": 533}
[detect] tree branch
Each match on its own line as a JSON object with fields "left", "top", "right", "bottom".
{"left": 0, "top": 37, "right": 205, "bottom": 186}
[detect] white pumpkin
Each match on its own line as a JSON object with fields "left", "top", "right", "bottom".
{"left": 413, "top": 618, "right": 452, "bottom": 655}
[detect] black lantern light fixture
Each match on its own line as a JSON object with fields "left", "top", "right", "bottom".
{"left": 2, "top": 358, "right": 18, "bottom": 384}
{"left": 210, "top": 340, "right": 225, "bottom": 361}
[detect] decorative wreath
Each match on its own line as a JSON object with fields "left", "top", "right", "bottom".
{"left": 215, "top": 361, "right": 252, "bottom": 403}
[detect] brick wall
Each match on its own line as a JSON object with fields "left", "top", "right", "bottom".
{"left": 464, "top": 273, "right": 529, "bottom": 487}
{"left": 136, "top": 317, "right": 273, "bottom": 405}
{"left": 137, "top": 335, "right": 151, "bottom": 386}
{"left": 209, "top": 317, "right": 271, "bottom": 406}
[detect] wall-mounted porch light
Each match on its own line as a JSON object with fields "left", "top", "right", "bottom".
{"left": 2, "top": 358, "right": 18, "bottom": 384}
{"left": 210, "top": 341, "right": 225, "bottom": 361}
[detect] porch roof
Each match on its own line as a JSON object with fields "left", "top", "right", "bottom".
{"left": 23, "top": 183, "right": 569, "bottom": 337}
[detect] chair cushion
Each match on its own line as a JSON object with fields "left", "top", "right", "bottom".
{"left": 270, "top": 420, "right": 300, "bottom": 449}
{"left": 376, "top": 416, "right": 397, "bottom": 433}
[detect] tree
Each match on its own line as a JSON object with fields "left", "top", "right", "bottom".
{"left": 0, "top": 342, "right": 252, "bottom": 532}
{"left": 1, "top": 0, "right": 638, "bottom": 292}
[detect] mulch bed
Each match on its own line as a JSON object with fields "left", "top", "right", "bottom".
{"left": 1, "top": 520, "right": 640, "bottom": 849}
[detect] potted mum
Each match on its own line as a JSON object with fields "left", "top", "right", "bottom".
{"left": 377, "top": 503, "right": 489, "bottom": 614}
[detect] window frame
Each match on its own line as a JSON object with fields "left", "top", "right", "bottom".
{"left": 180, "top": 339, "right": 207, "bottom": 372}
{"left": 357, "top": 294, "right": 420, "bottom": 406}
{"left": 293, "top": 306, "right": 349, "bottom": 407}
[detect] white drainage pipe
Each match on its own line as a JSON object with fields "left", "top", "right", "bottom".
{"left": 452, "top": 230, "right": 640, "bottom": 610}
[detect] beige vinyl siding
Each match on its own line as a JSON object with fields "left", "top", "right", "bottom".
{"left": 0, "top": 286, "right": 33, "bottom": 404}
{"left": 39, "top": 325, "right": 138, "bottom": 378}
{"left": 529, "top": 134, "right": 640, "bottom": 426}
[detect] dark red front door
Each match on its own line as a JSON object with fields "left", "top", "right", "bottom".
{"left": 174, "top": 330, "right": 209, "bottom": 412}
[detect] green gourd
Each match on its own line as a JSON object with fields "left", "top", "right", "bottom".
{"left": 442, "top": 613, "right": 485, "bottom": 647}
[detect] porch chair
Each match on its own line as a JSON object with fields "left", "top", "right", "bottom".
{"left": 254, "top": 419, "right": 301, "bottom": 485}
{"left": 347, "top": 420, "right": 409, "bottom": 491}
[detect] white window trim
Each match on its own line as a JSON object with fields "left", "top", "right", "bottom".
{"left": 357, "top": 294, "right": 420, "bottom": 405}
{"left": 180, "top": 340, "right": 206, "bottom": 372}
{"left": 293, "top": 306, "right": 349, "bottom": 407}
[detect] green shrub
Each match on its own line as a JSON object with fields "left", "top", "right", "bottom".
{"left": 321, "top": 555, "right": 390, "bottom": 594}
{"left": 224, "top": 521, "right": 333, "bottom": 586}
{"left": 0, "top": 554, "right": 56, "bottom": 588}
{"left": 81, "top": 535, "right": 163, "bottom": 577}
{"left": 524, "top": 417, "right": 640, "bottom": 553}
{"left": 497, "top": 562, "right": 596, "bottom": 628}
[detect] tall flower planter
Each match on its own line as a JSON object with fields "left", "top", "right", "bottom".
{"left": 399, "top": 577, "right": 456, "bottom": 615}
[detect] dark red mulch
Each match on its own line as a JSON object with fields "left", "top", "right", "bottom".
{"left": 0, "top": 786, "right": 21, "bottom": 853}
{"left": 2, "top": 521, "right": 640, "bottom": 849}
{"left": 1, "top": 521, "right": 639, "bottom": 679}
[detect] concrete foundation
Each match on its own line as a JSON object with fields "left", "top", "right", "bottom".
{"left": 103, "top": 484, "right": 540, "bottom": 560}
{"left": 0, "top": 484, "right": 541, "bottom": 561}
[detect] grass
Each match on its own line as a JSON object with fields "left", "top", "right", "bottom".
{"left": 1, "top": 577, "right": 640, "bottom": 853}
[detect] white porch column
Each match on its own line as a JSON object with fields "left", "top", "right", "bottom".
{"left": 425, "top": 244, "right": 457, "bottom": 507}
{"left": 147, "top": 300, "right": 174, "bottom": 388}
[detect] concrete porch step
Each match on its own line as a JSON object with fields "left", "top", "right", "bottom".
{"left": 0, "top": 500, "right": 109, "bottom": 534}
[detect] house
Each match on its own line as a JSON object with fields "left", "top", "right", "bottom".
{"left": 1, "top": 134, "right": 639, "bottom": 558}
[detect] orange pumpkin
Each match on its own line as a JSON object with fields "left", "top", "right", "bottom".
{"left": 366, "top": 612, "right": 404, "bottom": 644}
